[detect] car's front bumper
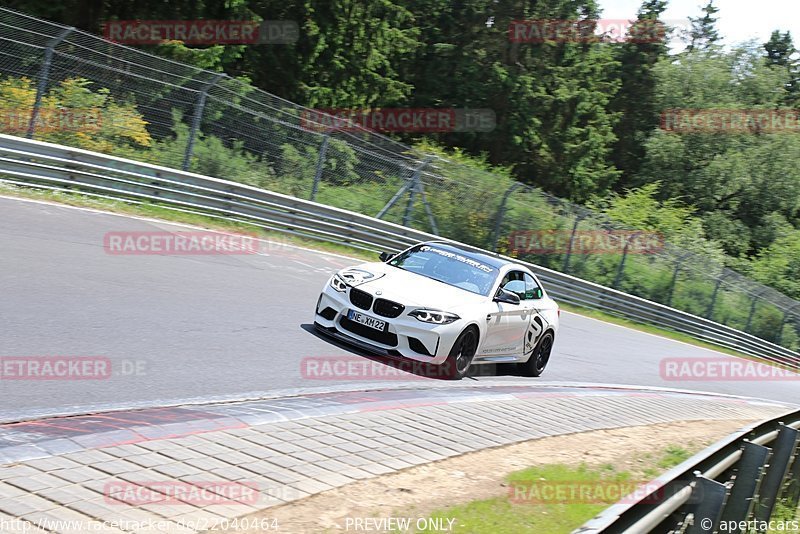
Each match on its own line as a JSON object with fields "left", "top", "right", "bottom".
{"left": 314, "top": 284, "right": 462, "bottom": 365}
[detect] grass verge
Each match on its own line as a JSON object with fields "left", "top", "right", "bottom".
{"left": 416, "top": 444, "right": 692, "bottom": 533}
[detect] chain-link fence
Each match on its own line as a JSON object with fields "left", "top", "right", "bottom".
{"left": 1, "top": 6, "right": 798, "bottom": 351}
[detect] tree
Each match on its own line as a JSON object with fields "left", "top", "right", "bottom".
{"left": 238, "top": 0, "right": 419, "bottom": 107}
{"left": 634, "top": 44, "right": 800, "bottom": 259}
{"left": 751, "top": 230, "right": 800, "bottom": 299}
{"left": 686, "top": 0, "right": 720, "bottom": 52}
{"left": 608, "top": 0, "right": 670, "bottom": 186}
{"left": 764, "top": 30, "right": 800, "bottom": 106}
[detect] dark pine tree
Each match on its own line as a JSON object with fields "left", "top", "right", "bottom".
{"left": 608, "top": 0, "right": 669, "bottom": 188}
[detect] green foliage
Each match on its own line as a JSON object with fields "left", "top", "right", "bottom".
{"left": 0, "top": 76, "right": 152, "bottom": 152}
{"left": 751, "top": 230, "right": 800, "bottom": 299}
{"left": 686, "top": 0, "right": 721, "bottom": 52}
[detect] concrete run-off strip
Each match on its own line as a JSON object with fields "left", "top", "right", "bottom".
{"left": 0, "top": 383, "right": 794, "bottom": 533}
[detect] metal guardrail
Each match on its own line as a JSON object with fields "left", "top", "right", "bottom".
{"left": 577, "top": 408, "right": 800, "bottom": 533}
{"left": 0, "top": 133, "right": 798, "bottom": 370}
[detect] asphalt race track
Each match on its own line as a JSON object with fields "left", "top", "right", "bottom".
{"left": 1, "top": 196, "right": 798, "bottom": 420}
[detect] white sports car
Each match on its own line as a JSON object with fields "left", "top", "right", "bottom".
{"left": 314, "top": 241, "right": 560, "bottom": 380}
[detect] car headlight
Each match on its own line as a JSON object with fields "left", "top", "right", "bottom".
{"left": 408, "top": 309, "right": 460, "bottom": 325}
{"left": 330, "top": 274, "right": 348, "bottom": 292}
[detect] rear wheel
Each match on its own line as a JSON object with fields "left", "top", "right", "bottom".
{"left": 518, "top": 331, "right": 554, "bottom": 377}
{"left": 442, "top": 327, "right": 479, "bottom": 380}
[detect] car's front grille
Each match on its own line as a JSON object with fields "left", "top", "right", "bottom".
{"left": 373, "top": 298, "right": 404, "bottom": 318}
{"left": 349, "top": 288, "right": 373, "bottom": 310}
{"left": 339, "top": 316, "right": 398, "bottom": 346}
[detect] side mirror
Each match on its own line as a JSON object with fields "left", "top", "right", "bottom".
{"left": 533, "top": 287, "right": 544, "bottom": 299}
{"left": 379, "top": 252, "right": 393, "bottom": 262}
{"left": 494, "top": 288, "right": 521, "bottom": 305}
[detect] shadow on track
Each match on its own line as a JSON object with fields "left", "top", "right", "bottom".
{"left": 301, "top": 323, "right": 521, "bottom": 381}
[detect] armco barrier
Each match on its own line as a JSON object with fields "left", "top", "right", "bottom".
{"left": 0, "top": 133, "right": 797, "bottom": 369}
{"left": 577, "top": 409, "right": 800, "bottom": 533}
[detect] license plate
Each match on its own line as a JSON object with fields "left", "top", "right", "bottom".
{"left": 347, "top": 309, "right": 386, "bottom": 331}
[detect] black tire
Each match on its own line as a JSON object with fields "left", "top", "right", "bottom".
{"left": 441, "top": 327, "right": 479, "bottom": 380}
{"left": 518, "top": 331, "right": 554, "bottom": 377}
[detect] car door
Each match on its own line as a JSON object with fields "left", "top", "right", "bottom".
{"left": 519, "top": 272, "right": 547, "bottom": 356}
{"left": 479, "top": 271, "right": 532, "bottom": 356}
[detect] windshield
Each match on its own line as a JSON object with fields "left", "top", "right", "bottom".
{"left": 388, "top": 244, "right": 498, "bottom": 296}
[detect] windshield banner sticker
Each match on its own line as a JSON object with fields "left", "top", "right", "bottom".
{"left": 419, "top": 246, "right": 494, "bottom": 273}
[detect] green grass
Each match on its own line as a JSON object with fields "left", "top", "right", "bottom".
{"left": 415, "top": 445, "right": 695, "bottom": 534}
{"left": 657, "top": 445, "right": 691, "bottom": 469}
{"left": 0, "top": 182, "right": 786, "bottom": 366}
{"left": 767, "top": 502, "right": 800, "bottom": 533}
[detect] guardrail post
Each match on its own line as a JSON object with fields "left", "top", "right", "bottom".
{"left": 683, "top": 473, "right": 727, "bottom": 534}
{"left": 182, "top": 73, "right": 226, "bottom": 171}
{"left": 491, "top": 182, "right": 525, "bottom": 251}
{"left": 27, "top": 26, "right": 74, "bottom": 139}
{"left": 718, "top": 441, "right": 770, "bottom": 528}
{"left": 753, "top": 424, "right": 799, "bottom": 528}
{"left": 785, "top": 438, "right": 800, "bottom": 511}
{"left": 309, "top": 132, "right": 330, "bottom": 201}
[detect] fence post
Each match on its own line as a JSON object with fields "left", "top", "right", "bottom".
{"left": 415, "top": 178, "right": 439, "bottom": 235}
{"left": 376, "top": 156, "right": 432, "bottom": 224}
{"left": 706, "top": 276, "right": 725, "bottom": 319}
{"left": 403, "top": 176, "right": 418, "bottom": 227}
{"left": 182, "top": 73, "right": 226, "bottom": 171}
{"left": 402, "top": 157, "right": 433, "bottom": 227}
{"left": 491, "top": 182, "right": 526, "bottom": 251}
{"left": 309, "top": 132, "right": 330, "bottom": 201}
{"left": 612, "top": 238, "right": 630, "bottom": 289}
{"left": 27, "top": 26, "right": 74, "bottom": 139}
{"left": 562, "top": 215, "right": 586, "bottom": 273}
{"left": 665, "top": 252, "right": 691, "bottom": 307}
{"left": 776, "top": 304, "right": 800, "bottom": 345}
{"left": 745, "top": 293, "right": 761, "bottom": 333}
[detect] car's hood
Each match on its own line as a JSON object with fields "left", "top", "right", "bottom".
{"left": 340, "top": 262, "right": 488, "bottom": 309}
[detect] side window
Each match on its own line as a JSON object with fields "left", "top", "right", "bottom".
{"left": 524, "top": 273, "right": 543, "bottom": 300}
{"left": 500, "top": 271, "right": 526, "bottom": 300}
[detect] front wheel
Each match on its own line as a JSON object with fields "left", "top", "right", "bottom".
{"left": 442, "top": 327, "right": 479, "bottom": 380}
{"left": 518, "top": 331, "right": 554, "bottom": 377}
